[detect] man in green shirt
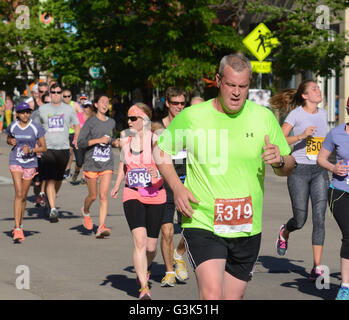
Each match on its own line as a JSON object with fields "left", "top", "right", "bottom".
{"left": 154, "top": 53, "right": 295, "bottom": 300}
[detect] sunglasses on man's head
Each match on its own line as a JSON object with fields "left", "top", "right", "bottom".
{"left": 50, "top": 90, "right": 62, "bottom": 94}
{"left": 169, "top": 101, "right": 186, "bottom": 106}
{"left": 128, "top": 116, "right": 141, "bottom": 122}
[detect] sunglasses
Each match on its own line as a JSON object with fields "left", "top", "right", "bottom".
{"left": 17, "top": 110, "right": 32, "bottom": 114}
{"left": 39, "top": 90, "right": 47, "bottom": 94}
{"left": 128, "top": 116, "right": 141, "bottom": 122}
{"left": 50, "top": 90, "right": 62, "bottom": 94}
{"left": 169, "top": 101, "right": 186, "bottom": 106}
{"left": 63, "top": 95, "right": 71, "bottom": 98}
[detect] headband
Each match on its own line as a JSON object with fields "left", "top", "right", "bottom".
{"left": 128, "top": 105, "right": 149, "bottom": 120}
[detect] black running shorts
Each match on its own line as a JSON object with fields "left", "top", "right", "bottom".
{"left": 123, "top": 199, "right": 165, "bottom": 238}
{"left": 41, "top": 149, "right": 70, "bottom": 181}
{"left": 183, "top": 228, "right": 261, "bottom": 282}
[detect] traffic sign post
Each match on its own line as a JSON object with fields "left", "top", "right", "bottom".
{"left": 250, "top": 61, "right": 272, "bottom": 74}
{"left": 243, "top": 23, "right": 278, "bottom": 89}
{"left": 243, "top": 23, "right": 279, "bottom": 62}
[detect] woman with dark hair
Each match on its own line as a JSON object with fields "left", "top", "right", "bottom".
{"left": 271, "top": 80, "right": 329, "bottom": 282}
{"left": 77, "top": 94, "right": 117, "bottom": 238}
{"left": 6, "top": 102, "right": 46, "bottom": 242}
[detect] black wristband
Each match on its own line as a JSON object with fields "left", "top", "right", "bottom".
{"left": 271, "top": 155, "right": 285, "bottom": 169}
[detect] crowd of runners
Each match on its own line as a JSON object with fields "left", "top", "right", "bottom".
{"left": 2, "top": 53, "right": 349, "bottom": 300}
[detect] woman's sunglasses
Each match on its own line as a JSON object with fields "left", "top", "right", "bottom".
{"left": 128, "top": 116, "right": 141, "bottom": 122}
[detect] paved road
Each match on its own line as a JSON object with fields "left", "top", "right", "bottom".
{"left": 0, "top": 132, "right": 342, "bottom": 300}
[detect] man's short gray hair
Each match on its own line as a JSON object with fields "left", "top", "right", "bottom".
{"left": 218, "top": 53, "right": 252, "bottom": 78}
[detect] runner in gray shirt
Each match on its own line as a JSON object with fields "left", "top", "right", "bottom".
{"left": 271, "top": 80, "right": 329, "bottom": 282}
{"left": 77, "top": 115, "right": 115, "bottom": 172}
{"left": 77, "top": 94, "right": 117, "bottom": 238}
{"left": 32, "top": 83, "right": 80, "bottom": 223}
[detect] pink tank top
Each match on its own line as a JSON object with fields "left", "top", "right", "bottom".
{"left": 77, "top": 112, "right": 86, "bottom": 128}
{"left": 122, "top": 132, "right": 166, "bottom": 205}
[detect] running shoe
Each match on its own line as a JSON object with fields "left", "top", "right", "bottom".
{"left": 12, "top": 228, "right": 24, "bottom": 243}
{"left": 49, "top": 208, "right": 59, "bottom": 223}
{"left": 161, "top": 272, "right": 176, "bottom": 287}
{"left": 80, "top": 178, "right": 87, "bottom": 185}
{"left": 276, "top": 224, "right": 288, "bottom": 256}
{"left": 95, "top": 224, "right": 110, "bottom": 238}
{"left": 308, "top": 266, "right": 323, "bottom": 282}
{"left": 35, "top": 193, "right": 46, "bottom": 207}
{"left": 63, "top": 169, "right": 71, "bottom": 180}
{"left": 81, "top": 208, "right": 93, "bottom": 231}
{"left": 39, "top": 194, "right": 47, "bottom": 207}
{"left": 336, "top": 286, "right": 349, "bottom": 300}
{"left": 71, "top": 171, "right": 80, "bottom": 184}
{"left": 174, "top": 253, "right": 189, "bottom": 281}
{"left": 139, "top": 286, "right": 151, "bottom": 300}
{"left": 35, "top": 194, "right": 42, "bottom": 207}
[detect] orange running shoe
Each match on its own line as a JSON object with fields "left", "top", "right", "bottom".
{"left": 96, "top": 224, "right": 110, "bottom": 239}
{"left": 81, "top": 207, "right": 93, "bottom": 231}
{"left": 139, "top": 286, "right": 151, "bottom": 300}
{"left": 13, "top": 228, "right": 24, "bottom": 243}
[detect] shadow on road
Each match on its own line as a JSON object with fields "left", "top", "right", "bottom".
{"left": 100, "top": 262, "right": 169, "bottom": 298}
{"left": 3, "top": 229, "right": 40, "bottom": 240}
{"left": 100, "top": 274, "right": 139, "bottom": 298}
{"left": 257, "top": 255, "right": 340, "bottom": 300}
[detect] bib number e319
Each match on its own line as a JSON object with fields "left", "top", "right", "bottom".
{"left": 214, "top": 196, "right": 253, "bottom": 234}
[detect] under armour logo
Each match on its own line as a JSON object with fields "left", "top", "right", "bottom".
{"left": 246, "top": 132, "right": 254, "bottom": 137}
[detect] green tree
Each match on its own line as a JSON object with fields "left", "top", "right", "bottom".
{"left": 65, "top": 0, "right": 247, "bottom": 94}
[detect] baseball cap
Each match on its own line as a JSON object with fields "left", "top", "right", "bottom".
{"left": 16, "top": 102, "right": 31, "bottom": 112}
{"left": 83, "top": 99, "right": 93, "bottom": 107}
{"left": 80, "top": 93, "right": 88, "bottom": 100}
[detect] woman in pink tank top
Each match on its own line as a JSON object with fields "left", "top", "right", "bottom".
{"left": 111, "top": 102, "right": 165, "bottom": 300}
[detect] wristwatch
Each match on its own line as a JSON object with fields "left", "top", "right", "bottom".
{"left": 271, "top": 155, "right": 285, "bottom": 169}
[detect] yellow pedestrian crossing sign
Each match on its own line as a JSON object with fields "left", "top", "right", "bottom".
{"left": 243, "top": 23, "right": 279, "bottom": 61}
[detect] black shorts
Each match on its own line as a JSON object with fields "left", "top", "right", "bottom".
{"left": 123, "top": 199, "right": 165, "bottom": 238}
{"left": 162, "top": 183, "right": 175, "bottom": 224}
{"left": 32, "top": 157, "right": 44, "bottom": 183}
{"left": 182, "top": 228, "right": 261, "bottom": 282}
{"left": 162, "top": 181, "right": 182, "bottom": 225}
{"left": 69, "top": 133, "right": 75, "bottom": 148}
{"left": 41, "top": 149, "right": 70, "bottom": 181}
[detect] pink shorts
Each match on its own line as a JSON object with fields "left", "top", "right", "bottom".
{"left": 10, "top": 165, "right": 38, "bottom": 180}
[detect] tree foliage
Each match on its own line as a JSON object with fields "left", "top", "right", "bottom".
{"left": 2, "top": 0, "right": 349, "bottom": 95}
{"left": 248, "top": 0, "right": 349, "bottom": 80}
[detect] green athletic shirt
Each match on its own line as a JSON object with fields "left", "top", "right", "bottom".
{"left": 157, "top": 99, "right": 291, "bottom": 238}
